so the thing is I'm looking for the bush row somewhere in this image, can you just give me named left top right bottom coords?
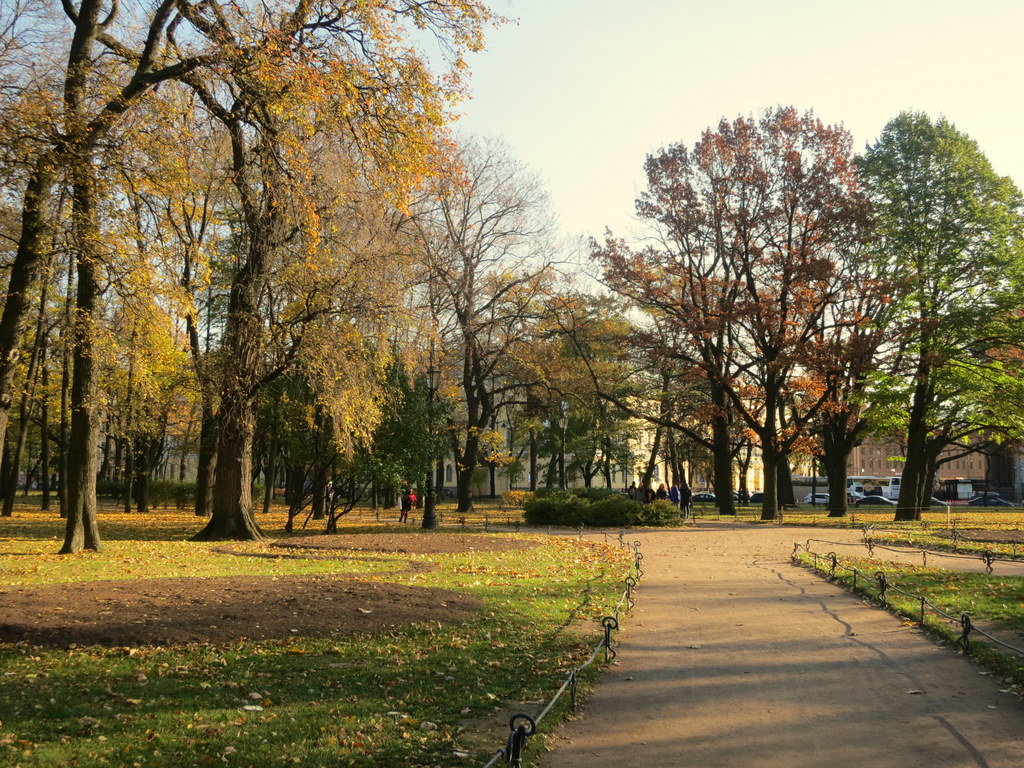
left=96, top=479, right=196, bottom=508
left=523, top=491, right=683, bottom=527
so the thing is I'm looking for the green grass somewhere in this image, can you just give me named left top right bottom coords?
left=0, top=506, right=633, bottom=767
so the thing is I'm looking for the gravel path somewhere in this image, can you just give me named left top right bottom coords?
left=542, top=522, right=1024, bottom=768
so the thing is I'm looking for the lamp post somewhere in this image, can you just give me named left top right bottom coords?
left=558, top=413, right=568, bottom=490
left=421, top=367, right=440, bottom=530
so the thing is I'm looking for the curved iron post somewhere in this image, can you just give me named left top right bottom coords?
left=503, top=713, right=536, bottom=768
left=958, top=613, right=973, bottom=653
left=602, top=616, right=619, bottom=661
left=875, top=571, right=888, bottom=601
left=625, top=576, right=638, bottom=609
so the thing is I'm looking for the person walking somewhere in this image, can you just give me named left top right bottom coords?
left=399, top=488, right=412, bottom=523
left=669, top=483, right=680, bottom=505
left=679, top=484, right=692, bottom=518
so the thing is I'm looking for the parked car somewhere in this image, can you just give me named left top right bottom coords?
left=968, top=492, right=1007, bottom=503
left=854, top=495, right=897, bottom=506
left=967, top=496, right=1015, bottom=507
left=748, top=492, right=764, bottom=504
left=691, top=492, right=716, bottom=502
left=801, top=493, right=830, bottom=504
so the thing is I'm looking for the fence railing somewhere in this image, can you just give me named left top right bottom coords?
left=804, top=524, right=1024, bottom=574
left=794, top=540, right=1024, bottom=661
left=481, top=537, right=644, bottom=768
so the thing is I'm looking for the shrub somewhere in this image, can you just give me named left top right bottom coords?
left=96, top=479, right=127, bottom=498
left=573, top=487, right=624, bottom=501
left=148, top=481, right=196, bottom=509
left=523, top=495, right=588, bottom=526
left=635, top=499, right=682, bottom=526
left=523, top=493, right=684, bottom=528
left=585, top=494, right=643, bottom=526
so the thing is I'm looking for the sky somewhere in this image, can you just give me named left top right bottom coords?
left=455, top=0, right=1024, bottom=242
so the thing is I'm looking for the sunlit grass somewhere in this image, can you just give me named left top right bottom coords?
left=0, top=508, right=633, bottom=767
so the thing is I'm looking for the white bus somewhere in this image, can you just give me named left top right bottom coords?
left=847, top=476, right=902, bottom=500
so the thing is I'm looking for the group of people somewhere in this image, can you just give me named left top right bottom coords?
left=627, top=481, right=692, bottom=515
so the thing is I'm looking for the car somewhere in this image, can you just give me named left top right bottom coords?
left=801, top=493, right=830, bottom=504
left=748, top=492, right=764, bottom=504
left=854, top=495, right=897, bottom=506
left=967, top=496, right=1016, bottom=507
left=691, top=492, right=716, bottom=502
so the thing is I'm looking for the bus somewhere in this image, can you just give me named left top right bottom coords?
left=847, top=476, right=902, bottom=500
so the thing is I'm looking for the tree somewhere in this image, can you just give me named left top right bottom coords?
left=597, top=107, right=871, bottom=519
left=181, top=1, right=497, bottom=540
left=859, top=112, right=1024, bottom=520
left=413, top=137, right=556, bottom=514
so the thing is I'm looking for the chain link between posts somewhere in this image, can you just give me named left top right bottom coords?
left=793, top=540, right=1024, bottom=661
left=480, top=534, right=643, bottom=768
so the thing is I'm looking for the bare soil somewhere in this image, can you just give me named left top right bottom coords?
left=0, top=532, right=535, bottom=648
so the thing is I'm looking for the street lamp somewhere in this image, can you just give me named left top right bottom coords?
left=421, top=366, right=440, bottom=530
left=558, top=413, right=568, bottom=490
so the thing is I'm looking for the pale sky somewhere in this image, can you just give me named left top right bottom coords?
left=456, top=0, right=1024, bottom=242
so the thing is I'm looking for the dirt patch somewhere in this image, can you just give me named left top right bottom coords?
left=0, top=576, right=480, bottom=648
left=273, top=532, right=540, bottom=555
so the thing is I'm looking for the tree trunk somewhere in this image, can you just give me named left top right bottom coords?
left=0, top=162, right=55, bottom=462
left=821, top=410, right=856, bottom=517
left=311, top=462, right=327, bottom=521
left=823, top=451, right=851, bottom=518
left=132, top=437, right=152, bottom=514
left=760, top=446, right=780, bottom=521
left=454, top=426, right=480, bottom=513
left=455, top=464, right=475, bottom=514
left=57, top=315, right=70, bottom=519
left=60, top=247, right=102, bottom=553
left=194, top=403, right=217, bottom=516
left=59, top=0, right=107, bottom=554
left=192, top=107, right=280, bottom=541
left=2, top=277, right=48, bottom=516
left=777, top=455, right=796, bottom=507
left=262, top=431, right=277, bottom=516
left=640, top=426, right=662, bottom=489
left=528, top=425, right=537, bottom=491
left=40, top=350, right=50, bottom=511
left=896, top=372, right=932, bottom=521
left=195, top=383, right=264, bottom=541
left=710, top=384, right=736, bottom=515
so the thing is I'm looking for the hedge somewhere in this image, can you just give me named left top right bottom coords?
left=523, top=493, right=683, bottom=527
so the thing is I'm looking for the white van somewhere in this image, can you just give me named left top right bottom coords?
left=882, top=477, right=901, bottom=500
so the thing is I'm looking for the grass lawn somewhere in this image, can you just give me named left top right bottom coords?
left=0, top=503, right=634, bottom=768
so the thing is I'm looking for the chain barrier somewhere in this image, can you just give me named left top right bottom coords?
left=794, top=541, right=1024, bottom=662
left=480, top=536, right=642, bottom=768
left=802, top=534, right=1024, bottom=575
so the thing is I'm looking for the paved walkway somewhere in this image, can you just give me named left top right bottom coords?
left=542, top=522, right=1024, bottom=768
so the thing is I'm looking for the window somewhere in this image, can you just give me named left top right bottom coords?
left=445, top=464, right=453, bottom=482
